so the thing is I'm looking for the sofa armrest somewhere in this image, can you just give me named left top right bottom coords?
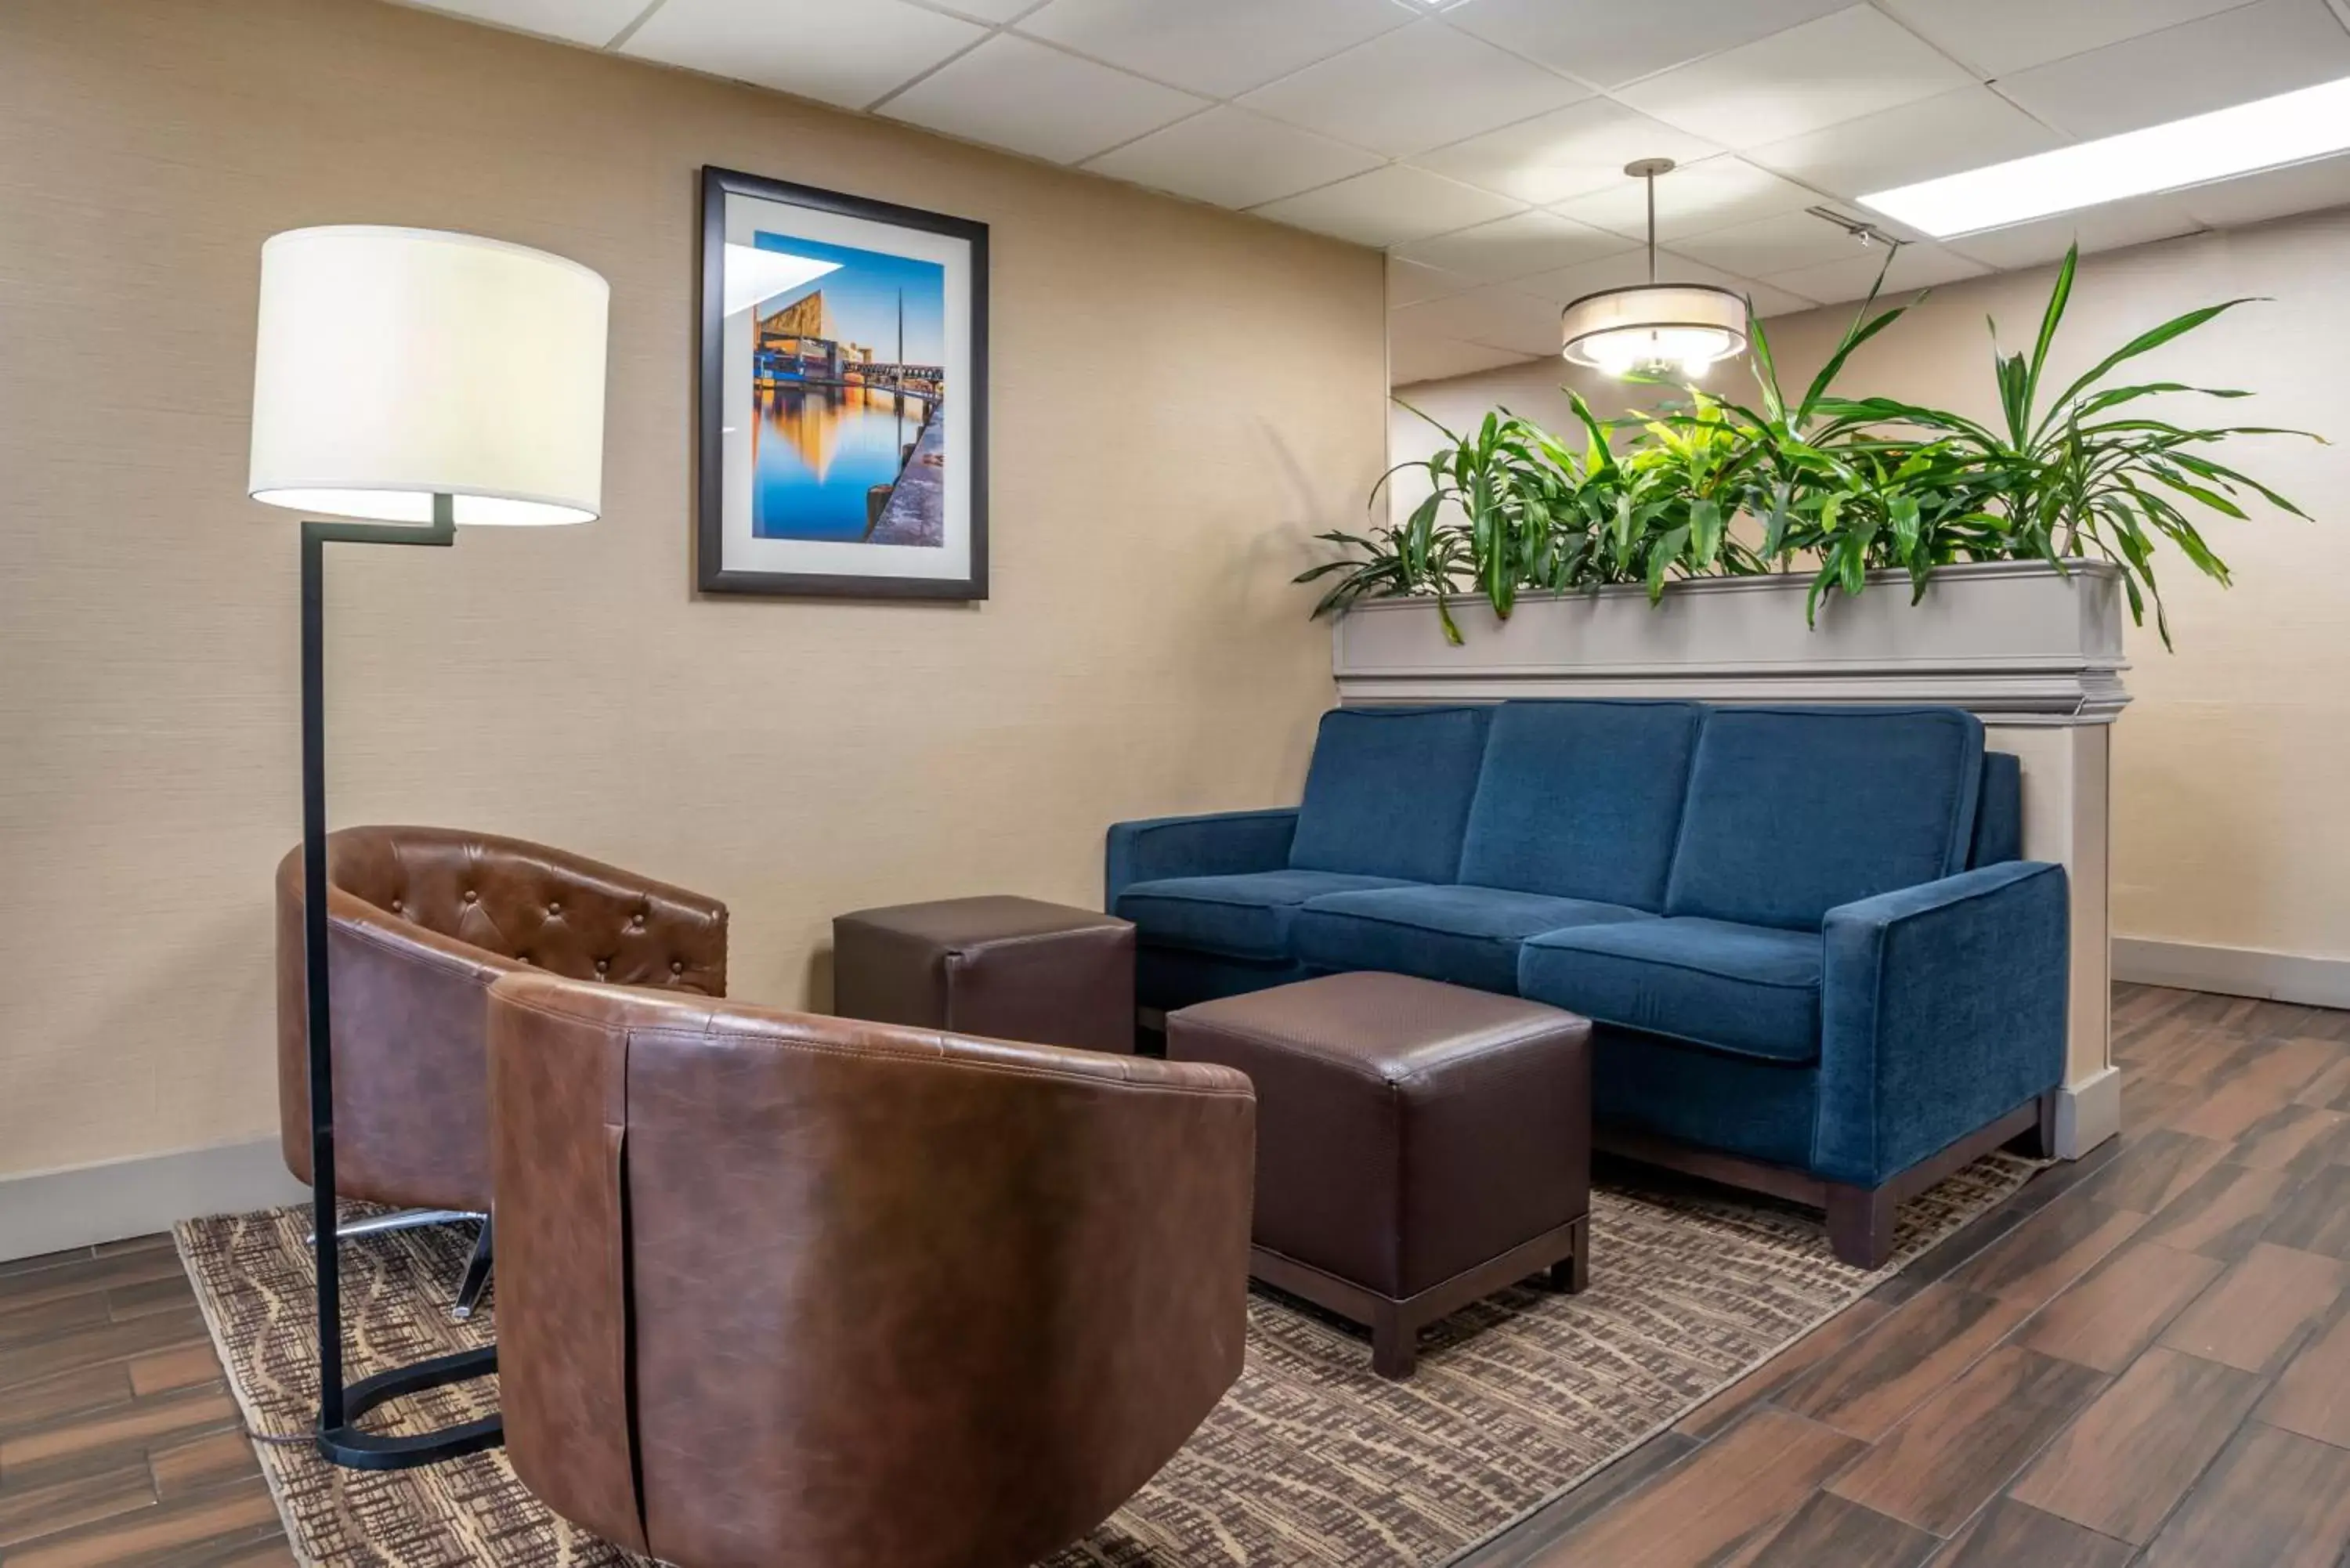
left=1105, top=808, right=1299, bottom=908
left=1815, top=861, right=2069, bottom=1188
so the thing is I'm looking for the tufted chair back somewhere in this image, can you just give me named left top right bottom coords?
left=275, top=826, right=728, bottom=1212
left=316, top=826, right=727, bottom=992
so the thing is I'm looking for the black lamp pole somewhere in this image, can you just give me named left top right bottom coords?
left=301, top=492, right=504, bottom=1469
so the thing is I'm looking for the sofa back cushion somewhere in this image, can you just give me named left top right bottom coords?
left=1665, top=706, right=1984, bottom=930
left=1288, top=706, right=1491, bottom=885
left=1969, top=752, right=2023, bottom=867
left=1458, top=699, right=1705, bottom=909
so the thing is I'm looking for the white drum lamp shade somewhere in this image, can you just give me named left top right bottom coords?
left=248, top=226, right=611, bottom=526
left=1560, top=283, right=1749, bottom=379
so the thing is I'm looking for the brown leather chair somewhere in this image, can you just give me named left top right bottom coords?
left=274, top=826, right=728, bottom=1219
left=486, top=974, right=1256, bottom=1568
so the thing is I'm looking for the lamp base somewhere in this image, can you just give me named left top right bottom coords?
left=316, top=1346, right=502, bottom=1470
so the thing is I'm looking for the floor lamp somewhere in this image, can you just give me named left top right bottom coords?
left=247, top=226, right=610, bottom=1469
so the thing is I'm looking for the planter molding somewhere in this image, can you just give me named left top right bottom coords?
left=1332, top=559, right=2128, bottom=724
left=1330, top=559, right=2125, bottom=1159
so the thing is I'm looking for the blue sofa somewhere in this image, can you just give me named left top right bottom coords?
left=1105, top=701, right=2069, bottom=1266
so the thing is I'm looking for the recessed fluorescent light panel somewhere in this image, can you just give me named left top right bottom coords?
left=1861, top=74, right=2350, bottom=237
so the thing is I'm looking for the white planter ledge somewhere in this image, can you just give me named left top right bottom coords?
left=1332, top=558, right=2128, bottom=725
left=1330, top=557, right=2128, bottom=1158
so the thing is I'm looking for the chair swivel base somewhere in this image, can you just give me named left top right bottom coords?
left=316, top=1346, right=503, bottom=1470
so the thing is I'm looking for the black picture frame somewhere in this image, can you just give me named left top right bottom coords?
left=696, top=165, right=989, bottom=600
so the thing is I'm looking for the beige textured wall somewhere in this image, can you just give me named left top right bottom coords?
left=0, top=0, right=1386, bottom=1179
left=1393, top=208, right=2350, bottom=966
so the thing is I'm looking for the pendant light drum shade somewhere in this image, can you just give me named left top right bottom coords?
left=248, top=226, right=611, bottom=526
left=1560, top=282, right=1748, bottom=378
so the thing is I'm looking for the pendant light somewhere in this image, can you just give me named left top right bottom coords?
left=1560, top=159, right=1749, bottom=379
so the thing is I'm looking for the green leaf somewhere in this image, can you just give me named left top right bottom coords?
left=1690, top=497, right=1725, bottom=569
left=1797, top=296, right=1911, bottom=425
left=2021, top=244, right=2077, bottom=430
left=1889, top=493, right=1922, bottom=557
left=1746, top=308, right=1786, bottom=425
left=2041, top=298, right=2266, bottom=435
left=1647, top=525, right=1690, bottom=602
left=1762, top=482, right=1791, bottom=559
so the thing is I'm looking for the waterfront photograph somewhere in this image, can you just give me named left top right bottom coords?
left=749, top=230, right=946, bottom=547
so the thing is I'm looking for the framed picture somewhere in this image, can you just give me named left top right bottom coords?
left=696, top=165, right=988, bottom=599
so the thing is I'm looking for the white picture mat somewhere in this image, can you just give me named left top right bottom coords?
left=720, top=190, right=973, bottom=581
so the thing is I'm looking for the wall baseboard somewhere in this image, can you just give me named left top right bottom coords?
left=0, top=1138, right=309, bottom=1263
left=2113, top=936, right=2350, bottom=1011
left=2053, top=1066, right=2122, bottom=1160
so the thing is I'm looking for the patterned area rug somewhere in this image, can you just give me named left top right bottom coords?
left=178, top=1156, right=2033, bottom=1567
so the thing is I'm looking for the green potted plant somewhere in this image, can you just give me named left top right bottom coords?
left=1307, top=247, right=2316, bottom=657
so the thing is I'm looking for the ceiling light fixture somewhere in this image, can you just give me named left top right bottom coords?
left=1560, top=159, right=1748, bottom=380
left=1860, top=73, right=2350, bottom=237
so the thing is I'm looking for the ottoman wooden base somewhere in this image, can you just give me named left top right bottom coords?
left=1255, top=1216, right=1589, bottom=1378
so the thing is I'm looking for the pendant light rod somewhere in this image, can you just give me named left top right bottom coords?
left=1625, top=157, right=1675, bottom=286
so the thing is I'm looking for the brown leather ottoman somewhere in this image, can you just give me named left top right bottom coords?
left=1169, top=971, right=1592, bottom=1377
left=833, top=895, right=1136, bottom=1054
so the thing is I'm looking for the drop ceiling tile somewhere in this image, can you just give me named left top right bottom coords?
left=1510, top=248, right=1659, bottom=303
left=924, top=0, right=1053, bottom=20
left=1444, top=0, right=1854, bottom=90
left=1389, top=258, right=1477, bottom=307
left=1674, top=209, right=1881, bottom=276
left=1507, top=249, right=1807, bottom=318
left=1616, top=6, right=1979, bottom=150
left=1549, top=157, right=1815, bottom=242
left=1411, top=100, right=1723, bottom=206
left=2175, top=150, right=2350, bottom=227
left=1084, top=107, right=1381, bottom=208
left=1392, top=210, right=1636, bottom=284
left=1763, top=240, right=1989, bottom=305
left=880, top=34, right=1209, bottom=164
left=1390, top=330, right=1533, bottom=387
left=1251, top=164, right=1525, bottom=247
left=1014, top=0, right=1412, bottom=98
left=1393, top=284, right=1564, bottom=356
left=399, top=0, right=647, bottom=46
left=1945, top=195, right=2204, bottom=271
left=1875, top=0, right=2266, bottom=77
left=1743, top=276, right=1827, bottom=317
left=1238, top=20, right=1591, bottom=158
left=1996, top=0, right=2350, bottom=139
left=623, top=0, right=985, bottom=111
left=1749, top=86, right=2067, bottom=202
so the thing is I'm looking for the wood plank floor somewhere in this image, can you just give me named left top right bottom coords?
left=0, top=1235, right=288, bottom=1568
left=4, top=984, right=2347, bottom=1566
left=1468, top=983, right=2350, bottom=1568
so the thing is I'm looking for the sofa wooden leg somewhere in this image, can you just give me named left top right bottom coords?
left=1371, top=1304, right=1416, bottom=1379
left=1546, top=1214, right=1590, bottom=1295
left=2031, top=1089, right=2063, bottom=1159
left=1824, top=1183, right=1896, bottom=1270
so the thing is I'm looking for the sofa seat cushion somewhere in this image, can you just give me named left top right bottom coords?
left=1519, top=918, right=1824, bottom=1064
left=1116, top=870, right=1415, bottom=962
left=1294, top=884, right=1654, bottom=994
